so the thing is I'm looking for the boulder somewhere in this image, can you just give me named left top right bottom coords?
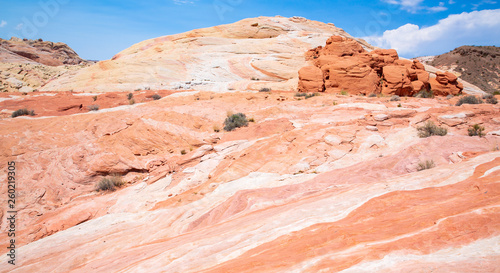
left=430, top=71, right=463, bottom=96
left=298, top=66, right=324, bottom=92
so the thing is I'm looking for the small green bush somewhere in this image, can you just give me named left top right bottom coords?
left=340, top=90, right=348, bottom=96
left=96, top=175, right=124, bottom=192
left=493, top=91, right=500, bottom=96
left=468, top=124, right=485, bottom=137
left=456, top=95, right=483, bottom=106
left=127, top=92, right=134, bottom=100
left=180, top=149, right=187, bottom=155
left=296, top=92, right=320, bottom=99
left=92, top=95, right=98, bottom=101
left=417, top=121, right=447, bottom=138
left=368, top=93, right=377, bottom=98
left=88, top=105, right=99, bottom=111
left=11, top=108, right=35, bottom=118
left=390, top=95, right=401, bottom=101
left=152, top=94, right=161, bottom=100
left=223, top=113, right=249, bottom=131
left=129, top=99, right=135, bottom=105
left=259, top=87, right=271, bottom=92
left=483, top=94, right=498, bottom=105
left=417, top=160, right=435, bottom=171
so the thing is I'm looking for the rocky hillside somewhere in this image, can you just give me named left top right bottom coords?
left=0, top=37, right=88, bottom=66
left=0, top=37, right=92, bottom=92
left=426, top=46, right=500, bottom=94
left=40, top=16, right=373, bottom=92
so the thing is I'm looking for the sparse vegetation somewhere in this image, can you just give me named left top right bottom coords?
left=127, top=93, right=134, bottom=100
left=152, top=94, right=161, bottom=100
left=390, top=95, right=401, bottom=101
left=249, top=117, right=255, bottom=122
left=417, top=121, right=448, bottom=138
left=11, top=108, right=35, bottom=118
left=251, top=77, right=259, bottom=81
left=223, top=112, right=249, bottom=131
left=180, top=149, right=187, bottom=155
left=456, top=95, right=483, bottom=106
left=213, top=125, right=220, bottom=132
left=92, top=95, right=98, bottom=101
left=259, top=87, right=271, bottom=92
left=96, top=175, right=124, bottom=192
left=368, top=93, right=377, bottom=97
left=88, top=105, right=99, bottom=111
left=493, top=91, right=500, bottom=96
left=397, top=103, right=402, bottom=107
left=483, top=94, right=498, bottom=104
left=446, top=94, right=454, bottom=100
left=417, top=160, right=436, bottom=171
left=415, top=89, right=434, bottom=98
left=295, top=92, right=319, bottom=99
left=129, top=99, right=135, bottom=105
left=340, top=90, right=348, bottom=96
left=468, top=124, right=485, bottom=137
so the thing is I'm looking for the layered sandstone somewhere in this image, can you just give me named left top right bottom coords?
left=0, top=90, right=499, bottom=272
left=299, top=36, right=463, bottom=96
left=39, top=16, right=372, bottom=92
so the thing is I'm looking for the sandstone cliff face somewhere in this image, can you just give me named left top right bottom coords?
left=39, top=16, right=372, bottom=92
left=0, top=90, right=499, bottom=272
left=299, top=36, right=463, bottom=96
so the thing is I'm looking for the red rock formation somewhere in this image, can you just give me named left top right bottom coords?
left=0, top=37, right=88, bottom=66
left=298, top=35, right=455, bottom=96
left=430, top=71, right=464, bottom=96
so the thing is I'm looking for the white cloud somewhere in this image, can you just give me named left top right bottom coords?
left=449, top=0, right=456, bottom=4
left=15, top=23, right=23, bottom=30
left=0, top=20, right=7, bottom=28
left=382, top=0, right=448, bottom=13
left=364, top=9, right=500, bottom=57
left=173, top=0, right=195, bottom=5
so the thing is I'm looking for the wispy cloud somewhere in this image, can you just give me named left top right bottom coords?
left=0, top=20, right=7, bottom=28
left=472, top=0, right=497, bottom=10
left=382, top=0, right=448, bottom=13
left=364, top=9, right=500, bottom=57
left=172, top=0, right=196, bottom=5
left=15, top=23, right=23, bottom=30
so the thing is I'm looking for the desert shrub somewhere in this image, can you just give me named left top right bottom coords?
left=96, top=175, right=124, bottom=192
left=456, top=95, right=483, bottom=106
left=446, top=94, right=454, bottom=100
left=127, top=92, right=134, bottom=100
left=493, top=91, right=500, bottom=96
left=415, top=89, right=434, bottom=98
left=468, top=124, right=485, bottom=137
left=251, top=77, right=259, bottom=81
left=249, top=117, right=255, bottom=122
left=259, top=87, right=271, bottom=92
left=368, top=93, right=377, bottom=97
left=88, top=105, right=99, bottom=111
left=11, top=108, right=35, bottom=118
left=417, top=160, right=435, bottom=171
left=296, top=92, right=320, bottom=99
left=223, top=112, right=249, bottom=131
left=152, top=94, right=161, bottom=100
left=92, top=95, right=98, bottom=101
left=295, top=92, right=307, bottom=97
left=483, top=94, right=498, bottom=104
left=397, top=103, right=402, bottom=107
left=340, top=90, right=348, bottom=96
left=129, top=99, right=135, bottom=105
left=417, top=121, right=447, bottom=138
left=180, top=149, right=187, bottom=155
left=390, top=95, right=401, bottom=101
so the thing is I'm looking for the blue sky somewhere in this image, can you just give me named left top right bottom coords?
left=0, top=0, right=499, bottom=60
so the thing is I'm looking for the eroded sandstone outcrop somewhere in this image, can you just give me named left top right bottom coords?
left=299, top=36, right=462, bottom=96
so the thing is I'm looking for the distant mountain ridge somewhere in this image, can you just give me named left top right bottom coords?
left=426, top=46, right=500, bottom=94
